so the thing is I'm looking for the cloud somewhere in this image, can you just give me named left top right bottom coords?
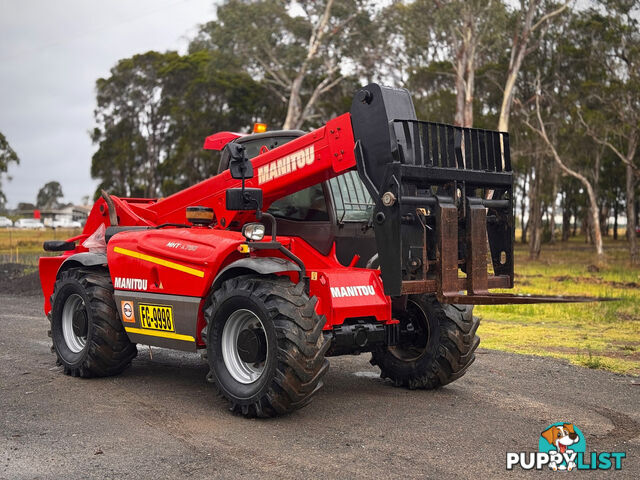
left=0, top=0, right=216, bottom=208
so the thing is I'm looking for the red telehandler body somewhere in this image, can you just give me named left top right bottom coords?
left=38, top=84, right=591, bottom=417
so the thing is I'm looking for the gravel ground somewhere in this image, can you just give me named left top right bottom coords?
left=1, top=293, right=638, bottom=479
left=0, top=263, right=41, bottom=296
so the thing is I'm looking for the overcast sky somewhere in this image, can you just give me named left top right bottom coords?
left=0, top=0, right=217, bottom=208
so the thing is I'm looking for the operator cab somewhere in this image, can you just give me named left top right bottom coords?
left=218, top=130, right=377, bottom=267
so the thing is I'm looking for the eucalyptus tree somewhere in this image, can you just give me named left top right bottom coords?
left=497, top=0, right=569, bottom=132
left=0, top=131, right=19, bottom=210
left=574, top=0, right=640, bottom=263
left=193, top=0, right=379, bottom=130
left=159, top=50, right=279, bottom=195
left=92, top=51, right=176, bottom=198
left=36, top=181, right=64, bottom=209
left=521, top=7, right=611, bottom=259
left=395, top=0, right=509, bottom=127
left=91, top=50, right=270, bottom=199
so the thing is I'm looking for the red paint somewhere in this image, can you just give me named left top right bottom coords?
left=203, top=131, right=244, bottom=151
left=38, top=112, right=392, bottom=344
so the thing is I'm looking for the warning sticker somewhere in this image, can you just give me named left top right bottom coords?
left=121, top=300, right=135, bottom=323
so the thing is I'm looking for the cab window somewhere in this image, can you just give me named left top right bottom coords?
left=235, top=134, right=330, bottom=222
left=268, top=184, right=329, bottom=222
left=328, top=171, right=373, bottom=222
left=241, top=136, right=300, bottom=160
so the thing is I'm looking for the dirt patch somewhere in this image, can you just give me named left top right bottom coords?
left=553, top=275, right=640, bottom=289
left=618, top=313, right=640, bottom=322
left=0, top=263, right=42, bottom=296
left=544, top=345, right=640, bottom=363
left=591, top=406, right=640, bottom=448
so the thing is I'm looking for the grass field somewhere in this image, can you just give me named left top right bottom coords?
left=0, top=228, right=82, bottom=265
left=477, top=237, right=640, bottom=375
left=1, top=228, right=638, bottom=375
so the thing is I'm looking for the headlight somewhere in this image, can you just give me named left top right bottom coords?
left=242, top=222, right=265, bottom=241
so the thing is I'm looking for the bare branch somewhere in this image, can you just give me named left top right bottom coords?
left=260, top=45, right=292, bottom=86
left=531, top=1, right=570, bottom=32
left=299, top=71, right=344, bottom=125
left=255, top=57, right=290, bottom=90
left=526, top=80, right=604, bottom=256
left=577, top=110, right=640, bottom=174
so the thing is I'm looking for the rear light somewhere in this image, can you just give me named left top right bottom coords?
left=82, top=224, right=106, bottom=253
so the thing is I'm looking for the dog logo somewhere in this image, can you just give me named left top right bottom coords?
left=507, top=422, right=625, bottom=471
left=540, top=423, right=582, bottom=471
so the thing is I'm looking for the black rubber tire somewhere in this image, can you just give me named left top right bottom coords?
left=202, top=275, right=329, bottom=417
left=49, top=268, right=137, bottom=377
left=371, top=295, right=479, bottom=389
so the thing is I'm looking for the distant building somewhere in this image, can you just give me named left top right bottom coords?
left=40, top=204, right=92, bottom=227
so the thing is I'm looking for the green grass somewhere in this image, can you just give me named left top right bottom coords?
left=2, top=228, right=638, bottom=374
left=476, top=237, right=640, bottom=375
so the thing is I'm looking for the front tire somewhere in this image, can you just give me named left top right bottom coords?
left=371, top=295, right=479, bottom=389
left=49, top=268, right=137, bottom=377
left=203, top=275, right=329, bottom=417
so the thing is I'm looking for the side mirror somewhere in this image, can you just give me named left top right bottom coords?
left=227, top=143, right=254, bottom=180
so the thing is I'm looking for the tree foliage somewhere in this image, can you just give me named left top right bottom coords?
left=87, top=0, right=640, bottom=262
left=0, top=131, right=19, bottom=209
left=37, top=181, right=64, bottom=209
left=91, top=50, right=278, bottom=198
left=192, top=0, right=380, bottom=129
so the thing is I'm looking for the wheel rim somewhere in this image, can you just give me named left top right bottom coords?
left=389, top=300, right=430, bottom=361
left=221, top=309, right=268, bottom=384
left=61, top=293, right=88, bottom=353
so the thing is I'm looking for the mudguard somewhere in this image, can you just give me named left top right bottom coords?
left=212, top=257, right=300, bottom=289
left=58, top=253, right=107, bottom=277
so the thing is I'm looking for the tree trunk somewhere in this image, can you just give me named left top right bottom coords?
left=529, top=207, right=543, bottom=259
left=601, top=204, right=609, bottom=237
left=626, top=163, right=639, bottom=264
left=453, top=13, right=475, bottom=128
left=281, top=0, right=335, bottom=130
left=454, top=54, right=466, bottom=127
left=497, top=1, right=568, bottom=132
left=520, top=172, right=529, bottom=243
left=463, top=44, right=475, bottom=127
left=562, top=191, right=571, bottom=241
left=549, top=169, right=558, bottom=244
left=587, top=186, right=604, bottom=257
left=613, top=200, right=618, bottom=241
left=583, top=211, right=592, bottom=244
left=498, top=28, right=528, bottom=132
left=529, top=90, right=604, bottom=260
left=282, top=76, right=303, bottom=130
left=528, top=157, right=543, bottom=259
left=581, top=115, right=637, bottom=262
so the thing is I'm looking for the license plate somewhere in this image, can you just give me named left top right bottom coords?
left=139, top=304, right=174, bottom=332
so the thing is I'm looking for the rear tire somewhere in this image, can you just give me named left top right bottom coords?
left=371, top=295, right=479, bottom=389
left=203, top=275, right=329, bottom=417
left=49, top=268, right=137, bottom=377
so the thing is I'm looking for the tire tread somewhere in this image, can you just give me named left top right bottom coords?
left=50, top=268, right=137, bottom=378
left=373, top=295, right=479, bottom=389
left=203, top=275, right=329, bottom=417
